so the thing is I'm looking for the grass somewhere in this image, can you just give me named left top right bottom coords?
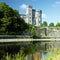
left=45, top=49, right=60, bottom=60
left=1, top=50, right=25, bottom=60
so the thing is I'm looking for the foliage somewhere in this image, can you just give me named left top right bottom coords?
left=56, top=22, right=60, bottom=27
left=0, top=2, right=28, bottom=35
left=42, top=21, right=48, bottom=27
left=2, top=50, right=25, bottom=60
left=28, top=24, right=36, bottom=38
left=14, top=49, right=25, bottom=60
left=1, top=44, right=36, bottom=60
left=49, top=22, right=54, bottom=27
left=2, top=53, right=11, bottom=60
left=45, top=49, right=60, bottom=60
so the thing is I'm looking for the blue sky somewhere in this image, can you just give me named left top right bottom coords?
left=0, top=0, right=60, bottom=25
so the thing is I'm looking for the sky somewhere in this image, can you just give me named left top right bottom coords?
left=0, top=0, right=60, bottom=25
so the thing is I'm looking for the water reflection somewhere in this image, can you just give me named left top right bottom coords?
left=41, top=52, right=49, bottom=60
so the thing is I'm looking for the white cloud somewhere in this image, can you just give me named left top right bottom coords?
left=42, top=13, right=47, bottom=19
left=20, top=4, right=27, bottom=9
left=19, top=4, right=27, bottom=14
left=52, top=1, right=60, bottom=7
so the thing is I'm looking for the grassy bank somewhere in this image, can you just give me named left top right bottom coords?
left=45, top=49, right=60, bottom=60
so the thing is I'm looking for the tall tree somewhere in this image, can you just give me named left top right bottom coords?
left=49, top=22, right=54, bottom=27
left=0, top=2, right=28, bottom=35
left=42, top=21, right=48, bottom=27
left=56, top=22, right=60, bottom=27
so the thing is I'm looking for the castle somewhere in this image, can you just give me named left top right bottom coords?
left=21, top=5, right=42, bottom=26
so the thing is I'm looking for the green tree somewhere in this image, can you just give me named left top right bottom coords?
left=0, top=2, right=28, bottom=35
left=56, top=22, right=60, bottom=27
left=49, top=22, right=54, bottom=27
left=42, top=21, right=48, bottom=27
left=28, top=24, right=36, bottom=38
left=0, top=2, right=14, bottom=18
